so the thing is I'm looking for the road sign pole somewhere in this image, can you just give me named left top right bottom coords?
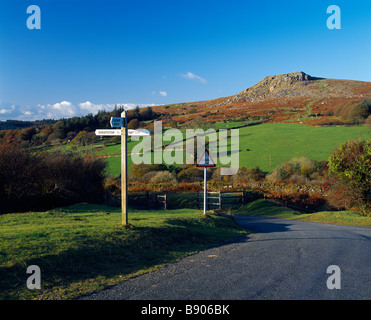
left=196, top=149, right=215, bottom=215
left=203, top=167, right=207, bottom=215
left=121, top=111, right=128, bottom=226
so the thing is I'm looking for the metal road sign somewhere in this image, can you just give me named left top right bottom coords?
left=196, top=149, right=216, bottom=167
left=95, top=129, right=150, bottom=136
left=110, top=117, right=124, bottom=128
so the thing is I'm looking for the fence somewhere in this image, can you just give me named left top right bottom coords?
left=107, top=190, right=261, bottom=211
left=129, top=191, right=167, bottom=210
left=106, top=191, right=168, bottom=210
left=196, top=191, right=248, bottom=210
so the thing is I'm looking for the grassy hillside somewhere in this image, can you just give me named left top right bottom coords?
left=102, top=123, right=370, bottom=175
left=237, top=123, right=370, bottom=172
left=153, top=72, right=371, bottom=126
left=234, top=199, right=371, bottom=227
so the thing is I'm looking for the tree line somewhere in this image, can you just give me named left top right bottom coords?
left=0, top=105, right=158, bottom=147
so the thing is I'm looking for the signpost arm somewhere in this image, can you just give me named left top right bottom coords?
left=121, top=111, right=128, bottom=226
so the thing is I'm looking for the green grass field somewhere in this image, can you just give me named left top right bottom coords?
left=102, top=123, right=370, bottom=175
left=0, top=204, right=247, bottom=300
left=237, top=123, right=370, bottom=172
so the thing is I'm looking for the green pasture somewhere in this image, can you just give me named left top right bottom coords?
left=102, top=123, right=370, bottom=175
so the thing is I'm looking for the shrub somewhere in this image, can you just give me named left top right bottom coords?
left=130, top=164, right=171, bottom=181
left=229, top=166, right=266, bottom=182
left=177, top=166, right=204, bottom=182
left=150, top=171, right=177, bottom=184
left=334, top=100, right=370, bottom=123
left=327, top=139, right=371, bottom=216
left=131, top=163, right=151, bottom=180
left=365, top=115, right=371, bottom=128
left=141, top=171, right=158, bottom=182
left=127, top=119, right=139, bottom=129
left=348, top=102, right=369, bottom=123
left=288, top=174, right=308, bottom=184
left=70, top=131, right=97, bottom=146
left=0, top=142, right=107, bottom=213
left=149, top=164, right=168, bottom=172
left=266, top=157, right=327, bottom=184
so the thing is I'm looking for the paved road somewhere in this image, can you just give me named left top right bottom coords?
left=80, top=216, right=371, bottom=300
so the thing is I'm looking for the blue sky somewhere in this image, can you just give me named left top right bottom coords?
left=0, top=0, right=370, bottom=120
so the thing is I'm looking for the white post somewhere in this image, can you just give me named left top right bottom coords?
left=203, top=167, right=207, bottom=215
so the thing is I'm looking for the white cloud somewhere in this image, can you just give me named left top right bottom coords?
left=0, top=104, right=15, bottom=114
left=152, top=91, right=168, bottom=97
left=51, top=101, right=76, bottom=117
left=0, top=101, right=160, bottom=121
left=180, top=71, right=207, bottom=84
left=78, top=101, right=112, bottom=114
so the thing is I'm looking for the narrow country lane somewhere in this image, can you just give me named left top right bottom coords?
left=80, top=216, right=371, bottom=300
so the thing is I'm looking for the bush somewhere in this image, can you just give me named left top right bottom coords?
left=0, top=142, right=107, bottom=213
left=70, top=131, right=97, bottom=146
left=327, top=139, right=371, bottom=216
left=141, top=171, right=159, bottom=182
left=348, top=102, right=369, bottom=123
left=334, top=100, right=370, bottom=123
left=127, top=119, right=139, bottom=129
left=131, top=163, right=151, bottom=180
left=150, top=171, right=177, bottom=184
left=266, top=157, right=326, bottom=183
left=365, top=115, right=371, bottom=128
left=130, top=163, right=171, bottom=181
left=229, top=166, right=266, bottom=182
left=177, top=166, right=204, bottom=182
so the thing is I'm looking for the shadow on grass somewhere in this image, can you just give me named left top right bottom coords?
left=0, top=215, right=243, bottom=299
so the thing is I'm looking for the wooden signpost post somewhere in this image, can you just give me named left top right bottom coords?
left=120, top=112, right=128, bottom=226
left=196, top=149, right=216, bottom=215
left=95, top=111, right=150, bottom=225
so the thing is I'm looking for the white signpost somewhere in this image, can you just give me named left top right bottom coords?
left=95, top=113, right=150, bottom=225
left=95, top=129, right=150, bottom=136
left=196, top=149, right=216, bottom=215
left=95, top=129, right=121, bottom=136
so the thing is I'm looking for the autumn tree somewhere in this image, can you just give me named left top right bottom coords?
left=127, top=119, right=139, bottom=129
left=327, top=139, right=371, bottom=216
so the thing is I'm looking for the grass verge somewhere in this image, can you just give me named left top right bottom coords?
left=0, top=204, right=247, bottom=300
left=233, top=199, right=371, bottom=227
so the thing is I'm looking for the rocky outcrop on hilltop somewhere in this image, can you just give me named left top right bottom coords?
left=229, top=71, right=319, bottom=103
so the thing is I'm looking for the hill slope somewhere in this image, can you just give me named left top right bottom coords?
left=153, top=71, right=371, bottom=126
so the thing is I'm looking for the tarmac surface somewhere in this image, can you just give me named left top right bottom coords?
left=79, top=215, right=371, bottom=300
